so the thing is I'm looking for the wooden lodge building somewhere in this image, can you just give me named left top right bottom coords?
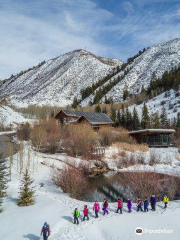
left=129, top=129, right=175, bottom=147
left=55, top=109, right=114, bottom=130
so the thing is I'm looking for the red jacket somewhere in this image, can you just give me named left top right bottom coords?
left=118, top=200, right=123, bottom=208
left=83, top=208, right=88, bottom=216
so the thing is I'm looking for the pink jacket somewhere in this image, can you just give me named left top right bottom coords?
left=118, top=200, right=123, bottom=208
left=93, top=203, right=100, bottom=211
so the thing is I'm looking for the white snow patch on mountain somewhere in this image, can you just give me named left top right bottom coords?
left=0, top=49, right=121, bottom=107
left=104, top=38, right=180, bottom=102
left=129, top=89, right=180, bottom=121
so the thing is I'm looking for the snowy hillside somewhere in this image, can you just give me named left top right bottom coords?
left=102, top=38, right=180, bottom=102
left=0, top=105, right=29, bottom=128
left=129, top=89, right=180, bottom=121
left=0, top=50, right=121, bottom=107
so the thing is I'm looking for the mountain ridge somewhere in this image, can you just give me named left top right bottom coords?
left=0, top=49, right=121, bottom=107
left=1, top=38, right=180, bottom=107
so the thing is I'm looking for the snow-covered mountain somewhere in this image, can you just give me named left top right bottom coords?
left=1, top=38, right=180, bottom=107
left=0, top=105, right=30, bottom=128
left=0, top=49, right=121, bottom=107
left=103, top=38, right=180, bottom=102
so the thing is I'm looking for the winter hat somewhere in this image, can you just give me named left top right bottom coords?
left=44, top=222, right=47, bottom=226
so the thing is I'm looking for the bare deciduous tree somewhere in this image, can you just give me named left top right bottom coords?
left=52, top=165, right=90, bottom=199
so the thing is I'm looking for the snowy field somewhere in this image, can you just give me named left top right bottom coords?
left=0, top=144, right=180, bottom=240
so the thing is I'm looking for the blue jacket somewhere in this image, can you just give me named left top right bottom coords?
left=144, top=200, right=149, bottom=208
left=150, top=196, right=157, bottom=204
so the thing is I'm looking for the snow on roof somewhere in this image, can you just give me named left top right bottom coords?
left=129, top=129, right=176, bottom=135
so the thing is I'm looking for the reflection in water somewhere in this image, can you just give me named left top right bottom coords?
left=85, top=172, right=132, bottom=202
left=84, top=171, right=180, bottom=203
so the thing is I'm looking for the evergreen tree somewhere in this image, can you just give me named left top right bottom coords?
left=95, top=104, right=101, bottom=113
left=141, top=85, right=145, bottom=92
left=104, top=96, right=109, bottom=104
left=102, top=106, right=107, bottom=114
left=18, top=169, right=35, bottom=206
left=120, top=105, right=126, bottom=128
left=176, top=112, right=180, bottom=127
left=151, top=112, right=161, bottom=128
left=0, top=155, right=9, bottom=212
left=125, top=107, right=133, bottom=130
left=141, top=102, right=150, bottom=129
left=72, top=97, right=78, bottom=109
left=160, top=106, right=168, bottom=127
left=110, top=105, right=116, bottom=123
left=132, top=107, right=140, bottom=130
left=123, top=89, right=129, bottom=101
left=117, top=109, right=121, bottom=126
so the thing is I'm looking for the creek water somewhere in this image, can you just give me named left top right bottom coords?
left=84, top=171, right=180, bottom=202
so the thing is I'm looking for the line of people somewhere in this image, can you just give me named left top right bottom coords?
left=40, top=194, right=169, bottom=239
left=73, top=194, right=169, bottom=225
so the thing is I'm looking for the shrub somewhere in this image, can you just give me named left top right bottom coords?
left=17, top=123, right=31, bottom=141
left=61, top=124, right=98, bottom=159
left=149, top=150, right=161, bottom=166
left=98, top=128, right=117, bottom=147
left=30, top=119, right=61, bottom=153
left=115, top=152, right=146, bottom=169
left=113, top=142, right=149, bottom=153
left=117, top=170, right=179, bottom=200
left=98, top=127, right=136, bottom=147
left=52, top=166, right=90, bottom=199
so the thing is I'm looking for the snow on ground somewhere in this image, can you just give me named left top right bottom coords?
left=105, top=146, right=180, bottom=175
left=0, top=105, right=30, bottom=128
left=0, top=130, right=16, bottom=136
left=1, top=144, right=180, bottom=240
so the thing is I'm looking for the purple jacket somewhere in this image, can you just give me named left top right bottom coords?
left=150, top=195, right=157, bottom=204
left=41, top=226, right=50, bottom=237
left=93, top=203, right=100, bottom=211
left=127, top=200, right=132, bottom=209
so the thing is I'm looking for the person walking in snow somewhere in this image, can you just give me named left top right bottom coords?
left=144, top=197, right=149, bottom=212
left=163, top=194, right=169, bottom=209
left=102, top=198, right=109, bottom=215
left=150, top=194, right=157, bottom=211
left=73, top=208, right=80, bottom=224
left=127, top=199, right=132, bottom=213
left=116, top=198, right=123, bottom=214
left=41, top=222, right=50, bottom=240
left=83, top=205, right=89, bottom=221
left=93, top=201, right=100, bottom=218
left=137, top=198, right=143, bottom=212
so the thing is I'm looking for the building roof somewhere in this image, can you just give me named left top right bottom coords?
left=59, top=109, right=114, bottom=124
left=129, top=129, right=176, bottom=135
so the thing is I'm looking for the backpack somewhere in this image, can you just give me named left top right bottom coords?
left=42, top=225, right=50, bottom=236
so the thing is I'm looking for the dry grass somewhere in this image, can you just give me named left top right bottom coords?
left=113, top=142, right=149, bottom=153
